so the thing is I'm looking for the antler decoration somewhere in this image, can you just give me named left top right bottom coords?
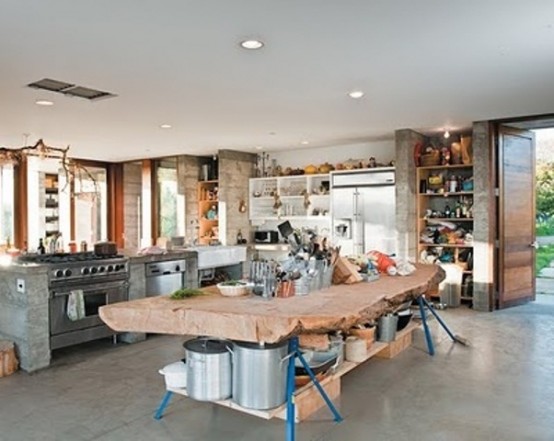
left=0, top=139, right=97, bottom=195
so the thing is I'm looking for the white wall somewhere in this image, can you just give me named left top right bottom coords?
left=269, top=139, right=395, bottom=169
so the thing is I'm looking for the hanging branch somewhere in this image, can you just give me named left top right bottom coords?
left=0, top=139, right=98, bottom=197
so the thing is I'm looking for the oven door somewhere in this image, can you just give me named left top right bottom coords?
left=49, top=281, right=128, bottom=336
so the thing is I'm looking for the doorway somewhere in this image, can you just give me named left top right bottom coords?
left=534, top=128, right=554, bottom=299
left=495, top=117, right=554, bottom=308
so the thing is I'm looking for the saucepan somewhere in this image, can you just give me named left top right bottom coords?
left=94, top=241, right=118, bottom=257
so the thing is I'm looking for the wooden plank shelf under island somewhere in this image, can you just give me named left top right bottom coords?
left=99, top=264, right=443, bottom=422
left=166, top=321, right=420, bottom=423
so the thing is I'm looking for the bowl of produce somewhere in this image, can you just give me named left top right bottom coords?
left=217, top=280, right=249, bottom=297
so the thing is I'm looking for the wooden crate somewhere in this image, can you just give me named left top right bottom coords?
left=276, top=374, right=340, bottom=422
left=375, top=327, right=413, bottom=359
left=0, top=340, right=18, bottom=377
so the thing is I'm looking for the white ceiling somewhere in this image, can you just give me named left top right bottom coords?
left=1, top=0, right=553, bottom=162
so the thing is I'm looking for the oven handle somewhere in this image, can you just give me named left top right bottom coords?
left=52, top=281, right=129, bottom=298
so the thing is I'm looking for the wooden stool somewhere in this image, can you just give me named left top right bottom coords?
left=0, top=340, right=18, bottom=377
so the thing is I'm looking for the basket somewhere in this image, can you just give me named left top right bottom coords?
left=420, top=150, right=440, bottom=167
left=216, top=282, right=249, bottom=297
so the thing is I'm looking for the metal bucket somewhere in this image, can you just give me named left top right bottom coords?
left=183, top=338, right=232, bottom=401
left=231, top=340, right=290, bottom=410
left=377, top=314, right=398, bottom=342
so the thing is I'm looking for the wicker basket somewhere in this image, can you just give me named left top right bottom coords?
left=420, top=150, right=440, bottom=166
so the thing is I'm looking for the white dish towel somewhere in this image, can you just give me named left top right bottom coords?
left=67, top=290, right=86, bottom=321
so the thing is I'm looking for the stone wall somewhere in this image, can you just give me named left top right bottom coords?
left=471, top=121, right=494, bottom=311
left=0, top=266, right=50, bottom=372
left=123, top=162, right=142, bottom=249
left=177, top=155, right=201, bottom=243
left=218, top=150, right=257, bottom=246
left=394, top=129, right=427, bottom=259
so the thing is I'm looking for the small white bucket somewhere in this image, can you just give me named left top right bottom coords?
left=159, top=361, right=187, bottom=389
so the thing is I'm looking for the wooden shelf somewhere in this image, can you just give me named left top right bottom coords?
left=418, top=192, right=473, bottom=197
left=419, top=243, right=473, bottom=248
left=167, top=322, right=419, bottom=423
left=422, top=218, right=473, bottom=221
left=197, top=181, right=219, bottom=243
left=417, top=164, right=473, bottom=170
left=45, top=187, right=59, bottom=194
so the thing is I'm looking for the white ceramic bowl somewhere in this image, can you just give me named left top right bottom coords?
left=216, top=282, right=249, bottom=297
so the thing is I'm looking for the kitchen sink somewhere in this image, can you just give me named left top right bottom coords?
left=185, top=245, right=247, bottom=270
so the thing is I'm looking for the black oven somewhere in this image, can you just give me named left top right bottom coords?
left=49, top=280, right=128, bottom=350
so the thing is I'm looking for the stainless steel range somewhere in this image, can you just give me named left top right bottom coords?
left=20, top=252, right=129, bottom=350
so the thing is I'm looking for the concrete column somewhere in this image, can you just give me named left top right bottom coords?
left=177, top=155, right=201, bottom=243
left=217, top=150, right=256, bottom=246
left=471, top=121, right=495, bottom=311
left=0, top=267, right=50, bottom=372
left=395, top=129, right=428, bottom=260
left=123, top=162, right=142, bottom=249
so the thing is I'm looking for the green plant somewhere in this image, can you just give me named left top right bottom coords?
left=536, top=218, right=554, bottom=236
left=536, top=245, right=554, bottom=273
left=536, top=161, right=554, bottom=218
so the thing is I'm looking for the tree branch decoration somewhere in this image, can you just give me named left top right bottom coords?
left=0, top=139, right=98, bottom=195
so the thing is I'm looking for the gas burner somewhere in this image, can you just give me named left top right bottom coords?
left=19, top=252, right=124, bottom=264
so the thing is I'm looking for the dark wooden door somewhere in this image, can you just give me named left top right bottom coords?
left=497, top=125, right=536, bottom=308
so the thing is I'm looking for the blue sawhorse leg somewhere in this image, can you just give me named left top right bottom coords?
left=154, top=391, right=174, bottom=420
left=417, top=295, right=435, bottom=356
left=286, top=337, right=344, bottom=441
left=419, top=295, right=458, bottom=343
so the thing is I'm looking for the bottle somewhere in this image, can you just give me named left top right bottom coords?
left=444, top=205, right=451, bottom=218
left=55, top=234, right=64, bottom=253
left=236, top=229, right=243, bottom=245
left=37, top=238, right=46, bottom=255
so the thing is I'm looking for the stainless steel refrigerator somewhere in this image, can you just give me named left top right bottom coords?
left=330, top=168, right=396, bottom=256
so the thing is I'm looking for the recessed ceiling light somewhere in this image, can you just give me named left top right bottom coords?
left=35, top=99, right=54, bottom=106
left=240, top=39, right=264, bottom=50
left=301, top=140, right=310, bottom=145
left=160, top=124, right=172, bottom=129
left=255, top=146, right=263, bottom=150
left=348, top=90, right=364, bottom=99
left=443, top=130, right=450, bottom=139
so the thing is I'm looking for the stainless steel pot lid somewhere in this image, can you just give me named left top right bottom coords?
left=183, top=338, right=231, bottom=354
left=233, top=340, right=288, bottom=350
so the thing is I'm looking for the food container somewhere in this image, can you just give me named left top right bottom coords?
left=345, top=336, right=367, bottom=362
left=159, top=360, right=187, bottom=388
left=349, top=326, right=376, bottom=350
left=183, top=338, right=232, bottom=401
left=377, top=314, right=398, bottom=342
left=217, top=281, right=249, bottom=297
left=94, top=241, right=117, bottom=257
left=231, top=340, right=290, bottom=410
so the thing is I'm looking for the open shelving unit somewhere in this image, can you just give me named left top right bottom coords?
left=416, top=163, right=474, bottom=301
left=197, top=180, right=219, bottom=245
left=44, top=173, right=60, bottom=239
left=249, top=174, right=331, bottom=221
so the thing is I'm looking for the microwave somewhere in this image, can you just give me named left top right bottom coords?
left=254, top=230, right=280, bottom=243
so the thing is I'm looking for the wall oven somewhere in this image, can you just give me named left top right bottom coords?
left=49, top=279, right=128, bottom=349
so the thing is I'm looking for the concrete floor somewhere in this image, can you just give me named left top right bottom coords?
left=1, top=297, right=554, bottom=441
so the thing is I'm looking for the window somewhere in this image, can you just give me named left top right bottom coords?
left=0, top=165, right=14, bottom=246
left=74, top=166, right=108, bottom=247
left=156, top=158, right=184, bottom=239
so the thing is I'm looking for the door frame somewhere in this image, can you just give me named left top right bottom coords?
left=495, top=124, right=536, bottom=308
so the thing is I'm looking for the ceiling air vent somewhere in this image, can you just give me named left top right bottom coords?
left=28, top=78, right=75, bottom=92
left=26, top=78, right=116, bottom=101
left=62, top=86, right=114, bottom=101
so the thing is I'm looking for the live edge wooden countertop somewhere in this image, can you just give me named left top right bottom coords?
left=99, top=264, right=444, bottom=344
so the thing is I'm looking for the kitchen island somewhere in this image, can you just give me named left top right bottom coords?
left=99, top=264, right=444, bottom=435
left=100, top=264, right=444, bottom=343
